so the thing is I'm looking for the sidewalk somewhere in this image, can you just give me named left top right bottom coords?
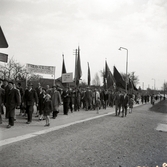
left=0, top=103, right=143, bottom=147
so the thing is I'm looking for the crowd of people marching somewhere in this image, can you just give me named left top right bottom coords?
left=0, top=79, right=163, bottom=128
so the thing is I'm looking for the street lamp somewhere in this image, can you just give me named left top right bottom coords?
left=119, top=47, right=128, bottom=93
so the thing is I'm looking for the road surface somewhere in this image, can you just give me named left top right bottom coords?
left=0, top=100, right=167, bottom=167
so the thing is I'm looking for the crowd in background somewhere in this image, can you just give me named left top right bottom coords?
left=0, top=79, right=164, bottom=128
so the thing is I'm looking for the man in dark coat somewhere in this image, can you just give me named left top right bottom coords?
left=35, top=82, right=41, bottom=117
left=5, top=81, right=21, bottom=128
left=73, top=87, right=81, bottom=111
left=2, top=79, right=10, bottom=119
left=114, top=90, right=122, bottom=116
left=84, top=87, right=93, bottom=111
left=121, top=93, right=129, bottom=117
left=0, top=79, right=5, bottom=124
left=62, top=86, right=70, bottom=115
left=17, top=82, right=24, bottom=115
left=23, top=83, right=38, bottom=124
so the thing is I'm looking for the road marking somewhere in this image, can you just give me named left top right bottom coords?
left=0, top=111, right=115, bottom=147
left=156, top=123, right=167, bottom=132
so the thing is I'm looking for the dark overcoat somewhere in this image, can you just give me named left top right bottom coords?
left=6, top=88, right=21, bottom=117
left=0, top=88, right=5, bottom=114
left=24, top=89, right=38, bottom=106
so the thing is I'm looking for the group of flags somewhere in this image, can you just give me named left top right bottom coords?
left=0, top=26, right=137, bottom=92
left=61, top=46, right=137, bottom=91
left=104, top=61, right=137, bottom=91
left=62, top=46, right=82, bottom=86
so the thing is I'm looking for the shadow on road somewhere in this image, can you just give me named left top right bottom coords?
left=149, top=100, right=167, bottom=113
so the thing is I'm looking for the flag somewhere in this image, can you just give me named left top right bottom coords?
left=127, top=78, right=138, bottom=91
left=77, top=46, right=82, bottom=79
left=105, top=61, right=115, bottom=89
left=128, top=78, right=133, bottom=90
left=75, top=46, right=82, bottom=86
left=133, top=82, right=138, bottom=91
left=62, top=54, right=67, bottom=74
left=0, top=53, right=8, bottom=62
left=87, top=62, right=91, bottom=86
left=113, top=66, right=125, bottom=89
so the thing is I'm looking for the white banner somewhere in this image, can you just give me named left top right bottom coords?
left=62, top=72, right=73, bottom=83
left=26, top=63, right=55, bottom=75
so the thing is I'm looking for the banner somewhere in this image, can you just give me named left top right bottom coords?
left=62, top=72, right=73, bottom=83
left=26, top=63, right=55, bottom=75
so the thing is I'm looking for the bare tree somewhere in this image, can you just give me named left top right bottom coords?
left=0, top=58, right=28, bottom=81
left=121, top=72, right=139, bottom=86
left=0, top=57, right=41, bottom=82
left=92, top=73, right=101, bottom=86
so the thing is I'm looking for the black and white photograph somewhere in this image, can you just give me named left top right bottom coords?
left=0, top=0, right=167, bottom=166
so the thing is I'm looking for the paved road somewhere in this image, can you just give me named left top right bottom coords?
left=0, top=101, right=167, bottom=167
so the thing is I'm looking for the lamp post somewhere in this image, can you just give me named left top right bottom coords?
left=119, top=47, right=128, bottom=93
left=152, top=78, right=156, bottom=91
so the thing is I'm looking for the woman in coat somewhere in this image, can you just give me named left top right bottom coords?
left=51, top=85, right=62, bottom=118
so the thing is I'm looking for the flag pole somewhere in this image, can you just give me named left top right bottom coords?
left=26, top=64, right=28, bottom=87
left=53, top=66, right=56, bottom=85
left=74, top=49, right=77, bottom=86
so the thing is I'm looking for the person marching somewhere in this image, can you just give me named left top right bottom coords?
left=0, top=79, right=5, bottom=124
left=38, top=87, right=46, bottom=121
left=2, top=79, right=10, bottom=119
left=43, top=94, right=53, bottom=126
left=62, top=86, right=70, bottom=115
left=73, top=86, right=81, bottom=111
left=5, top=81, right=21, bottom=128
left=23, top=83, right=38, bottom=124
left=121, top=93, right=129, bottom=117
left=129, top=95, right=134, bottom=113
left=114, top=90, right=121, bottom=116
left=51, top=85, right=62, bottom=118
left=94, top=89, right=100, bottom=114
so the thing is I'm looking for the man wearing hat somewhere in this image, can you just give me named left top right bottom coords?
left=5, top=80, right=21, bottom=128
left=23, top=83, right=38, bottom=124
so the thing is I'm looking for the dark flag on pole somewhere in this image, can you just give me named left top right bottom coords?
left=87, top=62, right=91, bottom=86
left=62, top=54, right=67, bottom=74
left=74, top=46, right=82, bottom=86
left=113, top=66, right=125, bottom=89
left=77, top=46, right=82, bottom=80
left=128, top=78, right=133, bottom=90
left=133, top=82, right=138, bottom=91
left=127, top=78, right=138, bottom=91
left=105, top=61, right=115, bottom=89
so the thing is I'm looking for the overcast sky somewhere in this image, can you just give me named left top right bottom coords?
left=0, top=0, right=167, bottom=90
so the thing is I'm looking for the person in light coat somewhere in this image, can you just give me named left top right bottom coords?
left=51, top=85, right=62, bottom=118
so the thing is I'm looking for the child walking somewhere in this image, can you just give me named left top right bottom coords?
left=43, top=94, right=53, bottom=126
left=96, top=97, right=101, bottom=114
left=129, top=97, right=134, bottom=114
